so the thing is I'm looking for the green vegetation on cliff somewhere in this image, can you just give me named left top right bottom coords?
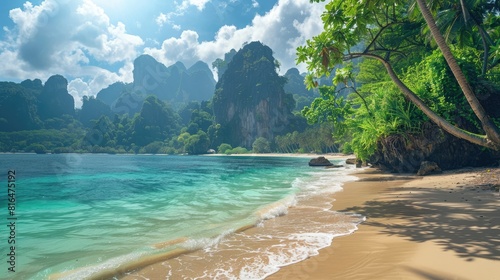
left=0, top=42, right=339, bottom=155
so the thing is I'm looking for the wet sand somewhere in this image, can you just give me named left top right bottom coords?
left=268, top=167, right=500, bottom=280
left=117, top=163, right=499, bottom=280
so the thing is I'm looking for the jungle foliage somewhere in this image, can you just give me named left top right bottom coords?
left=300, top=0, right=500, bottom=160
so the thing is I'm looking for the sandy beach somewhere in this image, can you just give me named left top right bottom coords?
left=269, top=166, right=500, bottom=280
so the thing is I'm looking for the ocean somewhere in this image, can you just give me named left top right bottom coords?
left=0, top=154, right=363, bottom=279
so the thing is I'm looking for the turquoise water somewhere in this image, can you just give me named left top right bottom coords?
left=0, top=154, right=361, bottom=279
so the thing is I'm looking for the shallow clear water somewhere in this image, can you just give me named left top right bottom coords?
left=0, top=154, right=361, bottom=279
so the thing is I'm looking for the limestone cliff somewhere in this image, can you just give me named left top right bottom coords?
left=283, top=68, right=311, bottom=97
left=96, top=82, right=131, bottom=107
left=212, top=41, right=296, bottom=148
left=38, top=75, right=75, bottom=119
left=132, top=55, right=215, bottom=106
left=0, top=82, right=41, bottom=131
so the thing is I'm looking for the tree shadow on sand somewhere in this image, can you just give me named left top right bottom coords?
left=341, top=184, right=500, bottom=262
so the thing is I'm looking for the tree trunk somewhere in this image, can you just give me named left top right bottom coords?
left=477, top=26, right=491, bottom=75
left=458, top=0, right=490, bottom=75
left=415, top=0, right=500, bottom=148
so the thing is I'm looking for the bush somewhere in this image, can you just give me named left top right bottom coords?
left=160, top=146, right=177, bottom=155
left=225, top=146, right=250, bottom=154
left=218, top=143, right=232, bottom=154
left=53, top=147, right=74, bottom=154
left=25, top=143, right=47, bottom=154
left=342, top=142, right=353, bottom=154
left=252, top=137, right=271, bottom=153
left=140, top=141, right=164, bottom=154
left=184, top=131, right=210, bottom=154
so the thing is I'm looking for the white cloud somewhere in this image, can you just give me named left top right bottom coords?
left=68, top=64, right=132, bottom=108
left=0, top=0, right=327, bottom=107
left=155, top=13, right=168, bottom=27
left=155, top=12, right=182, bottom=30
left=68, top=78, right=92, bottom=108
left=144, top=30, right=200, bottom=67
left=177, top=0, right=211, bottom=11
left=252, top=0, right=259, bottom=8
left=0, top=0, right=143, bottom=105
left=146, top=0, right=326, bottom=78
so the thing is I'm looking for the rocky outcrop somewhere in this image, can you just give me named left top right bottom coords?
left=79, top=96, right=113, bottom=127
left=37, top=75, right=75, bottom=119
left=283, top=68, right=311, bottom=97
left=346, top=158, right=357, bottom=164
left=0, top=82, right=41, bottom=131
left=212, top=49, right=237, bottom=80
left=20, top=79, right=43, bottom=91
left=132, top=55, right=215, bottom=106
left=417, top=161, right=442, bottom=176
left=370, top=122, right=499, bottom=173
left=213, top=41, right=296, bottom=148
left=309, top=157, right=333, bottom=166
left=132, top=54, right=169, bottom=99
left=96, top=82, right=131, bottom=107
left=96, top=56, right=216, bottom=112
left=185, top=61, right=217, bottom=101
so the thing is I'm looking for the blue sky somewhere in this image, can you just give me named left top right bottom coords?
left=0, top=0, right=326, bottom=107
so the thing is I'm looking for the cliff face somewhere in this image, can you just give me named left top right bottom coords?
left=212, top=49, right=237, bottom=80
left=95, top=56, right=215, bottom=113
left=132, top=55, right=215, bottom=106
left=186, top=61, right=217, bottom=101
left=38, top=75, right=75, bottom=119
left=371, top=122, right=499, bottom=172
left=212, top=41, right=294, bottom=148
left=96, top=82, right=131, bottom=107
left=283, top=68, right=311, bottom=97
left=0, top=82, right=41, bottom=131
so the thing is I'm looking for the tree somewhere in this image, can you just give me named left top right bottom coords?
left=252, top=137, right=271, bottom=153
left=131, top=96, right=181, bottom=146
left=140, top=141, right=165, bottom=154
left=412, top=0, right=499, bottom=75
left=25, top=143, right=47, bottom=154
left=414, top=0, right=500, bottom=147
left=185, top=131, right=210, bottom=154
left=299, top=0, right=500, bottom=150
left=218, top=143, right=232, bottom=154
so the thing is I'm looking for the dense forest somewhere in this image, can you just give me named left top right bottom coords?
left=0, top=42, right=337, bottom=155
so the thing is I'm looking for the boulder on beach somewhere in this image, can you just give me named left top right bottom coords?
left=346, top=158, right=357, bottom=164
left=309, top=156, right=333, bottom=167
left=417, top=161, right=442, bottom=176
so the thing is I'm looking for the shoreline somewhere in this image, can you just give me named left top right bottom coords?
left=119, top=162, right=499, bottom=279
left=51, top=156, right=498, bottom=279
left=117, top=159, right=359, bottom=279
left=268, top=167, right=500, bottom=279
left=201, top=152, right=349, bottom=158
